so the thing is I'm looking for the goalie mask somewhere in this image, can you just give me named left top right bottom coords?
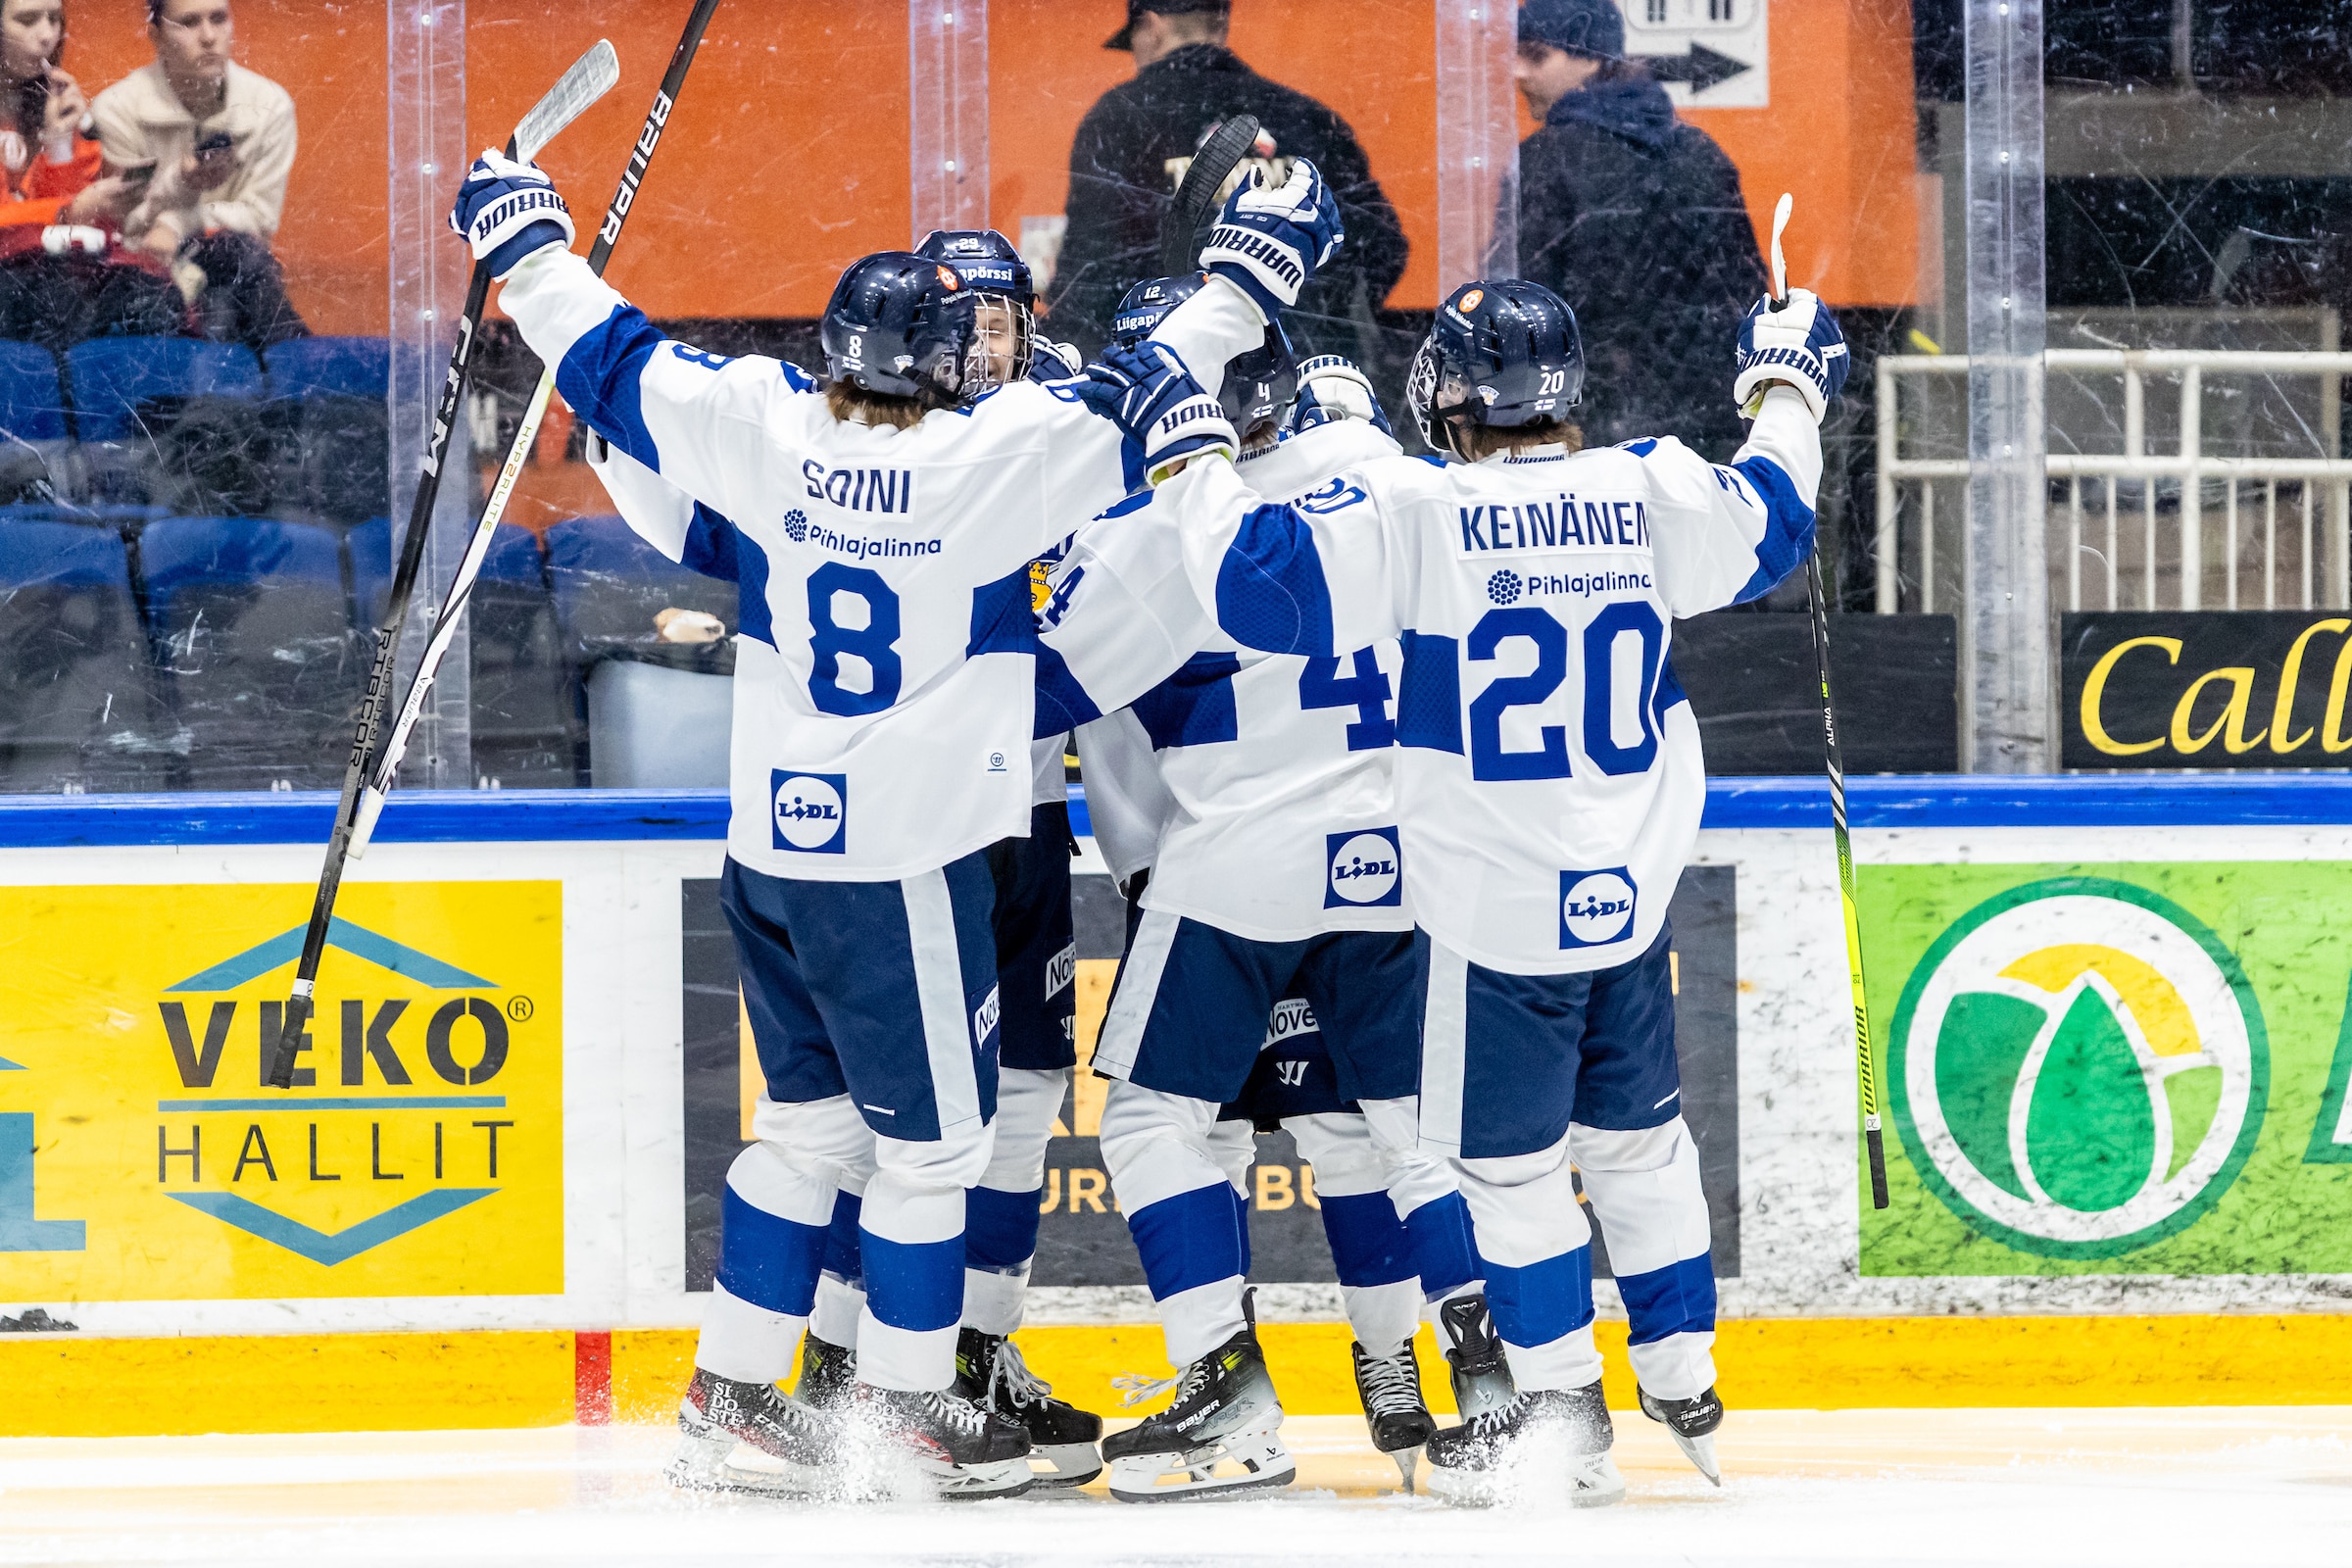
left=1408, top=279, right=1585, bottom=461
left=916, top=229, right=1035, bottom=387
left=820, top=251, right=985, bottom=407
left=1111, top=272, right=1300, bottom=446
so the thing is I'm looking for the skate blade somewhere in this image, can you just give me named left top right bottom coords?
left=1570, top=1452, right=1628, bottom=1509
left=1028, top=1442, right=1105, bottom=1489
left=662, top=1432, right=828, bottom=1497
left=1671, top=1429, right=1721, bottom=1486
left=926, top=1454, right=1037, bottom=1500
left=1390, top=1446, right=1421, bottom=1495
left=1104, top=1427, right=1296, bottom=1504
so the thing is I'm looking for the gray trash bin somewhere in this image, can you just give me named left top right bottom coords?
left=584, top=644, right=732, bottom=789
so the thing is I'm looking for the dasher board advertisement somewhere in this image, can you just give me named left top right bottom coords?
left=2062, top=612, right=2352, bottom=769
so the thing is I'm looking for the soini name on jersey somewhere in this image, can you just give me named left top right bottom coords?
left=1457, top=497, right=1650, bottom=555
left=801, top=458, right=915, bottom=514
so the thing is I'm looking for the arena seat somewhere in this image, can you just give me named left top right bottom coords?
left=0, top=510, right=172, bottom=791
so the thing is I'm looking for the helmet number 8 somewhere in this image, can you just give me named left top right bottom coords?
left=806, top=563, right=903, bottom=716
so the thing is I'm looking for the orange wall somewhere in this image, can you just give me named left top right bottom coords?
left=54, top=0, right=1916, bottom=335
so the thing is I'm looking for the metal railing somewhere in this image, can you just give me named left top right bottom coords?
left=1876, top=350, right=2352, bottom=613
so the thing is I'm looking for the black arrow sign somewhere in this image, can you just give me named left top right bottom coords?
left=1641, top=44, right=1752, bottom=95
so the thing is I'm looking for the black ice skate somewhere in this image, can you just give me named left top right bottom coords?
left=1639, top=1383, right=1725, bottom=1485
left=793, top=1331, right=856, bottom=1411
left=956, top=1326, right=1104, bottom=1486
left=1102, top=1313, right=1295, bottom=1503
left=666, top=1368, right=834, bottom=1495
left=853, top=1383, right=1035, bottom=1498
left=1437, top=1294, right=1518, bottom=1421
left=1423, top=1382, right=1626, bottom=1509
left=1350, top=1338, right=1438, bottom=1493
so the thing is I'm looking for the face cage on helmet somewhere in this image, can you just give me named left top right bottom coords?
left=1407, top=336, right=1482, bottom=461
left=965, top=290, right=1034, bottom=391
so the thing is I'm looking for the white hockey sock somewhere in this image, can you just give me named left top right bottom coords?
left=961, top=1259, right=1031, bottom=1338
left=695, top=1278, right=807, bottom=1386
left=808, top=1272, right=865, bottom=1348
left=1343, top=1278, right=1424, bottom=1361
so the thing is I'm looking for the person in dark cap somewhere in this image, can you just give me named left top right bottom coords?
left=1511, top=0, right=1766, bottom=458
left=1048, top=0, right=1407, bottom=364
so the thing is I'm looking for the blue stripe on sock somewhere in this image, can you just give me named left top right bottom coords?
left=715, top=1184, right=827, bottom=1317
left=1320, top=1191, right=1415, bottom=1288
left=1617, top=1251, right=1718, bottom=1346
left=1485, top=1244, right=1595, bottom=1349
left=1127, top=1183, right=1247, bottom=1301
left=1403, top=1191, right=1479, bottom=1300
left=965, top=1184, right=1042, bottom=1275
left=859, top=1231, right=965, bottom=1333
left=821, top=1189, right=862, bottom=1287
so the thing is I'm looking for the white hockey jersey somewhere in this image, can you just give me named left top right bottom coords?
left=499, top=249, right=1261, bottom=880
left=1044, top=416, right=1410, bottom=942
left=1143, top=386, right=1825, bottom=973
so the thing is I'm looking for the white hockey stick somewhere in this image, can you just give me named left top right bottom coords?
left=350, top=0, right=727, bottom=856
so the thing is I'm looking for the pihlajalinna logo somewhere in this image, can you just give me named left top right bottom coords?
left=1887, top=877, right=2269, bottom=1259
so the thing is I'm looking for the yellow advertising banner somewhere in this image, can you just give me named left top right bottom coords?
left=0, top=882, right=564, bottom=1300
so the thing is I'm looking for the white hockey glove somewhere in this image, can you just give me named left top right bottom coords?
left=1200, top=158, right=1344, bottom=320
left=1733, top=287, right=1848, bottom=423
left=449, top=149, right=574, bottom=279
left=1284, top=354, right=1394, bottom=437
left=1071, top=341, right=1237, bottom=486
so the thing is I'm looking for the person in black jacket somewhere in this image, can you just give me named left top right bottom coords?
left=1049, top=0, right=1407, bottom=363
left=1512, top=0, right=1767, bottom=459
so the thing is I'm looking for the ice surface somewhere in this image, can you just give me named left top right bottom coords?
left=0, top=1408, right=2344, bottom=1568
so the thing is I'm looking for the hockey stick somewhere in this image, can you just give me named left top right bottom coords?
left=344, top=0, right=727, bottom=863
left=1160, top=114, right=1262, bottom=275
left=1768, top=193, right=1890, bottom=1209
left=263, top=39, right=620, bottom=1088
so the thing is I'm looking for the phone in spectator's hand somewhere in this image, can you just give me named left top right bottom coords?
left=113, top=160, right=157, bottom=187
left=195, top=131, right=235, bottom=158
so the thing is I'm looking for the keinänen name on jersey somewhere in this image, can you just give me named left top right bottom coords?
left=1458, top=496, right=1650, bottom=556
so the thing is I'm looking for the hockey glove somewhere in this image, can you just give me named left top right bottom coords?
left=1073, top=342, right=1237, bottom=486
left=1200, top=158, right=1344, bottom=320
left=1285, top=354, right=1393, bottom=437
left=1734, top=287, right=1848, bottom=422
left=449, top=149, right=574, bottom=279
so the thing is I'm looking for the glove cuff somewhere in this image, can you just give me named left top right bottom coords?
left=1735, top=353, right=1828, bottom=423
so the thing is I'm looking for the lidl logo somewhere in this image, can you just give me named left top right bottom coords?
left=0, top=882, right=563, bottom=1301
left=1888, top=877, right=2269, bottom=1259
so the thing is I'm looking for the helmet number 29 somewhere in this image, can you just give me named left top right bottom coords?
left=1465, top=601, right=1665, bottom=781
left=806, top=563, right=903, bottom=716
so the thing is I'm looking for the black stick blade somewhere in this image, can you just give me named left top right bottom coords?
left=1161, top=114, right=1261, bottom=276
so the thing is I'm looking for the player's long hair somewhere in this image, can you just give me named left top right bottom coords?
left=1456, top=418, right=1584, bottom=463
left=823, top=378, right=930, bottom=432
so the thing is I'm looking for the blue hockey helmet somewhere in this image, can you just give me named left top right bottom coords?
left=1407, top=278, right=1585, bottom=460
left=1111, top=272, right=1299, bottom=442
left=820, top=251, right=984, bottom=406
left=916, top=228, right=1035, bottom=381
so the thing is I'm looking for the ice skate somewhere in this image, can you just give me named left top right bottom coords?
left=853, top=1384, right=1036, bottom=1498
left=1350, top=1338, right=1438, bottom=1493
left=956, top=1326, right=1104, bottom=1487
left=793, top=1331, right=857, bottom=1412
left=665, top=1369, right=835, bottom=1495
left=1640, top=1383, right=1724, bottom=1485
left=1423, top=1383, right=1625, bottom=1509
left=1437, top=1294, right=1517, bottom=1421
left=1102, top=1323, right=1295, bottom=1503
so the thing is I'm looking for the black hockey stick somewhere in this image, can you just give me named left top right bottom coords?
left=1160, top=114, right=1261, bottom=275
left=1768, top=193, right=1889, bottom=1209
left=264, top=40, right=619, bottom=1088
left=345, top=0, right=728, bottom=862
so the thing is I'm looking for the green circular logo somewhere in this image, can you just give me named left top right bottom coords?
left=1887, top=877, right=2269, bottom=1259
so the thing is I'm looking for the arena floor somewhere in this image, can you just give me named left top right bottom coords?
left=1, top=1407, right=2343, bottom=1566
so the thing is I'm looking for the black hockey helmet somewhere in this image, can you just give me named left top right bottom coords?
left=916, top=228, right=1035, bottom=381
left=820, top=251, right=983, bottom=406
left=1110, top=272, right=1299, bottom=442
left=1408, top=279, right=1585, bottom=461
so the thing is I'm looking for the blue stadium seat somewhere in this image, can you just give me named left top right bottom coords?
left=66, top=337, right=265, bottom=442
left=546, top=514, right=738, bottom=647
left=346, top=517, right=549, bottom=630
left=0, top=340, right=68, bottom=444
left=136, top=515, right=360, bottom=789
left=263, top=336, right=390, bottom=402
left=0, top=512, right=171, bottom=789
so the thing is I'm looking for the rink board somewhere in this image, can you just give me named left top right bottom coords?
left=2, top=778, right=2350, bottom=1435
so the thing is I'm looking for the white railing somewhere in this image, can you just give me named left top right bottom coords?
left=1875, top=351, right=2352, bottom=613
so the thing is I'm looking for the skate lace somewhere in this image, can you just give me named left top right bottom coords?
left=1463, top=1391, right=1531, bottom=1441
left=921, top=1389, right=990, bottom=1437
left=1110, top=1354, right=1209, bottom=1410
left=1357, top=1350, right=1422, bottom=1418
left=989, top=1337, right=1054, bottom=1408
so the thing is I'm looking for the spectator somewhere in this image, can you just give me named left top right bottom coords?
left=1049, top=0, right=1407, bottom=362
left=1512, top=0, right=1766, bottom=458
left=0, top=0, right=181, bottom=349
left=93, top=0, right=304, bottom=348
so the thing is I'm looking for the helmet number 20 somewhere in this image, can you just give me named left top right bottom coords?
left=806, top=563, right=903, bottom=716
left=1466, top=601, right=1664, bottom=781
left=1538, top=368, right=1567, bottom=396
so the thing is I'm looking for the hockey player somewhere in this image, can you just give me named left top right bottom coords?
left=447, top=150, right=1338, bottom=1495
left=1060, top=274, right=1842, bottom=1503
left=1035, top=285, right=1499, bottom=1501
